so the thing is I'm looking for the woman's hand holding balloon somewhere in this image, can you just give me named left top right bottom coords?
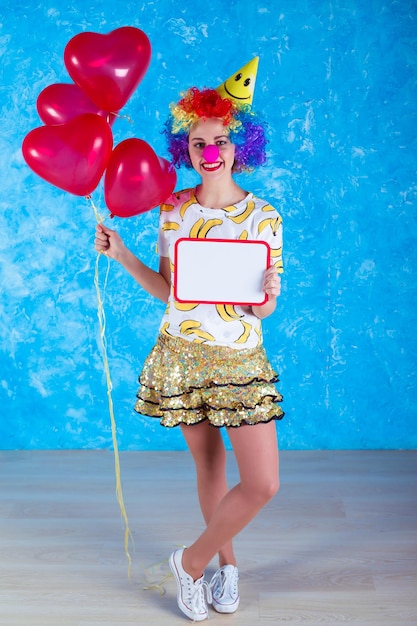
left=95, top=224, right=126, bottom=261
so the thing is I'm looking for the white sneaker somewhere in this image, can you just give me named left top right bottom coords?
left=169, top=548, right=210, bottom=621
left=209, top=564, right=239, bottom=613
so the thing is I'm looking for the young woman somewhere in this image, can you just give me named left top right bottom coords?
left=95, top=87, right=284, bottom=622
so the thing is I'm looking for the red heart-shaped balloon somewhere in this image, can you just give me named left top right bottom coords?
left=37, top=83, right=116, bottom=126
left=22, top=114, right=113, bottom=196
left=104, top=138, right=177, bottom=218
left=64, top=27, right=152, bottom=112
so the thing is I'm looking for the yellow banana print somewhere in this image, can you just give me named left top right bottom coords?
left=258, top=216, right=281, bottom=235
left=189, top=217, right=223, bottom=238
left=235, top=320, right=252, bottom=344
left=228, top=200, right=255, bottom=224
left=175, top=301, right=199, bottom=312
left=190, top=329, right=216, bottom=342
left=179, top=320, right=216, bottom=343
left=261, top=203, right=276, bottom=213
left=270, top=247, right=282, bottom=258
left=180, top=196, right=197, bottom=219
left=179, top=319, right=201, bottom=334
left=222, top=204, right=239, bottom=213
left=198, top=218, right=223, bottom=238
left=216, top=303, right=242, bottom=322
left=162, top=221, right=180, bottom=231
left=270, top=246, right=283, bottom=272
left=160, top=203, right=175, bottom=213
left=160, top=321, right=173, bottom=336
left=189, top=217, right=205, bottom=238
left=238, top=230, right=248, bottom=240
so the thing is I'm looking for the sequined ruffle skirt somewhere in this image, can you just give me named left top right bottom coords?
left=134, top=334, right=284, bottom=428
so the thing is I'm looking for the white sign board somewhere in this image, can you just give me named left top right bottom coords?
left=174, top=238, right=270, bottom=305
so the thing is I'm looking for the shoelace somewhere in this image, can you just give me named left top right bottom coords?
left=190, top=580, right=212, bottom=619
left=209, top=568, right=237, bottom=600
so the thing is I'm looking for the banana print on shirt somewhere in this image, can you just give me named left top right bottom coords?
left=157, top=188, right=283, bottom=348
left=189, top=218, right=223, bottom=238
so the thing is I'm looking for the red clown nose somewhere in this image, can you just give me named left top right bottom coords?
left=202, top=144, right=220, bottom=163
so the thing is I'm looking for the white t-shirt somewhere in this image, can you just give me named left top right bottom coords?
left=158, top=188, right=283, bottom=349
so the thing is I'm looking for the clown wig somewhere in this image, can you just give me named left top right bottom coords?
left=163, top=87, right=268, bottom=173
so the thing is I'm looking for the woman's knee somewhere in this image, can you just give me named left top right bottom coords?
left=243, top=474, right=280, bottom=507
left=262, top=474, right=280, bottom=502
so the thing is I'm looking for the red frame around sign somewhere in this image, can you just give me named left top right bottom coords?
left=173, top=238, right=270, bottom=306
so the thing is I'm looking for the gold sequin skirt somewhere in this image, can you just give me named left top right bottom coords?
left=134, top=334, right=284, bottom=428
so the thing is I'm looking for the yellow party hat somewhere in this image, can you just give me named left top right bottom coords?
left=216, top=57, right=259, bottom=106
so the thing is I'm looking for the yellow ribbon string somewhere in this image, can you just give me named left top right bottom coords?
left=87, top=194, right=173, bottom=593
left=94, top=252, right=134, bottom=579
left=87, top=194, right=105, bottom=224
left=112, top=112, right=134, bottom=125
left=87, top=194, right=133, bottom=578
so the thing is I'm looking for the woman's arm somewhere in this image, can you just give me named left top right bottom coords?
left=95, top=224, right=171, bottom=303
left=251, top=264, right=281, bottom=320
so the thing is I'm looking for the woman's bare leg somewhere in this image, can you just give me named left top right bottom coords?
left=182, top=420, right=279, bottom=580
left=180, top=421, right=236, bottom=569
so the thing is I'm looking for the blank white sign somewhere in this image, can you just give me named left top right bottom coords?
left=174, top=238, right=270, bottom=305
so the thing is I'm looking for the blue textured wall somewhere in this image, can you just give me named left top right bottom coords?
left=1, top=0, right=416, bottom=450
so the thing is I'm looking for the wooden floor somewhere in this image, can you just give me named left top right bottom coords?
left=1, top=450, right=416, bottom=625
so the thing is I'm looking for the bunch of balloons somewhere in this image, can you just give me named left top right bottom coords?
left=22, top=26, right=177, bottom=217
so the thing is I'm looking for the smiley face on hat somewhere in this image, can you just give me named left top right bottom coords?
left=216, top=57, right=259, bottom=106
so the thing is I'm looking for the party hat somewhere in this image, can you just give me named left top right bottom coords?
left=216, top=57, right=259, bottom=106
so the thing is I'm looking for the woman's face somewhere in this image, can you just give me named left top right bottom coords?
left=188, top=117, right=235, bottom=178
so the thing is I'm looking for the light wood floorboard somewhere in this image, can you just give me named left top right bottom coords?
left=1, top=450, right=416, bottom=625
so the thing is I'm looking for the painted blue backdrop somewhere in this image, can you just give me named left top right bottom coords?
left=0, top=0, right=416, bottom=450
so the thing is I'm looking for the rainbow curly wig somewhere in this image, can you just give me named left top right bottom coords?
left=163, top=87, right=267, bottom=173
